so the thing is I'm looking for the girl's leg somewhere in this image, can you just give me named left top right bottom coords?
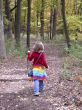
left=39, top=80, right=44, bottom=92
left=34, top=80, right=39, bottom=95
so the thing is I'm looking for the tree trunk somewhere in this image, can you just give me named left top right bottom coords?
left=52, top=8, right=57, bottom=39
left=15, top=0, right=21, bottom=47
left=50, top=8, right=53, bottom=40
left=0, top=0, right=6, bottom=58
left=27, top=0, right=31, bottom=49
left=36, top=10, right=39, bottom=37
left=74, top=0, right=78, bottom=15
left=40, top=0, right=44, bottom=39
left=79, top=0, right=82, bottom=15
left=36, top=10, right=39, bottom=28
left=4, top=0, right=12, bottom=38
left=61, top=0, right=71, bottom=48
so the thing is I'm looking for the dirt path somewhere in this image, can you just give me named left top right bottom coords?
left=0, top=41, right=82, bottom=110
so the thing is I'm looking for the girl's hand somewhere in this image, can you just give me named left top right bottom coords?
left=28, top=51, right=30, bottom=53
left=48, top=66, right=49, bottom=69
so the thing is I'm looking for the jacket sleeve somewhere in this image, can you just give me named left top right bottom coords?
left=42, top=53, right=48, bottom=68
left=27, top=51, right=33, bottom=61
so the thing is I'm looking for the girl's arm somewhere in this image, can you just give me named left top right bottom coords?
left=27, top=51, right=34, bottom=61
left=42, top=53, right=48, bottom=68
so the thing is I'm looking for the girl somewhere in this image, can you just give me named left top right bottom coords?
left=27, top=41, right=48, bottom=96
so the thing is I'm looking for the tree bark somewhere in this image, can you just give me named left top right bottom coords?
left=0, top=0, right=6, bottom=58
left=40, top=0, right=44, bottom=39
left=50, top=8, right=53, bottom=40
left=61, top=0, right=71, bottom=48
left=27, top=0, right=31, bottom=48
left=36, top=10, right=39, bottom=37
left=15, top=0, right=21, bottom=47
left=52, top=8, right=57, bottom=39
left=74, top=0, right=78, bottom=15
left=4, top=0, right=12, bottom=38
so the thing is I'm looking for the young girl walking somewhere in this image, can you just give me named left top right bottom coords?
left=27, top=41, right=48, bottom=96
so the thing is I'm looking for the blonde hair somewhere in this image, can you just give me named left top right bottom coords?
left=33, top=41, right=44, bottom=52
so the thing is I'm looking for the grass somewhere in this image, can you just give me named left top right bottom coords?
left=65, top=42, right=82, bottom=60
left=5, top=37, right=28, bottom=57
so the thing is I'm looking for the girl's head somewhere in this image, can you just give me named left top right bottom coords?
left=33, top=41, right=44, bottom=52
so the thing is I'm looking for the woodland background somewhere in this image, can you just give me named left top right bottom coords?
left=0, top=0, right=82, bottom=59
left=0, top=0, right=82, bottom=110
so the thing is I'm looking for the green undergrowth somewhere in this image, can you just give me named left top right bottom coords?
left=5, top=38, right=29, bottom=57
left=65, top=42, right=82, bottom=61
left=61, top=41, right=82, bottom=80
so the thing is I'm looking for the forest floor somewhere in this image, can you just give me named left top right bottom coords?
left=0, top=39, right=82, bottom=110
